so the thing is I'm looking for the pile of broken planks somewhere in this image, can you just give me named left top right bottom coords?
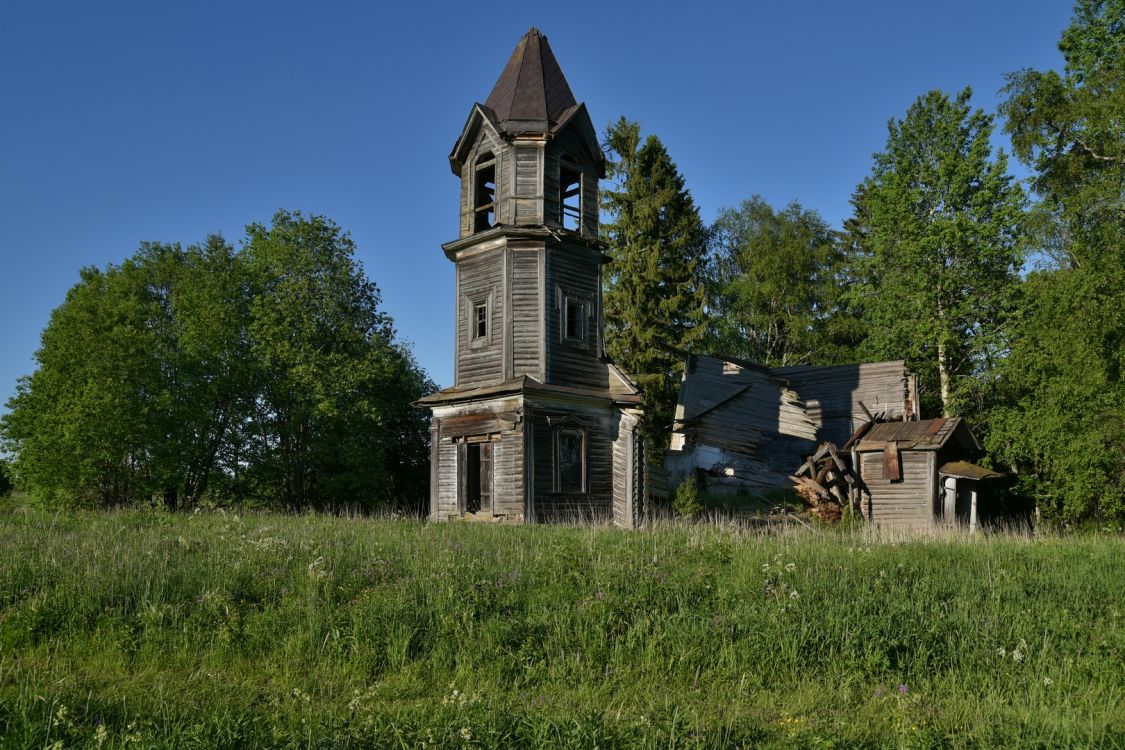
left=789, top=403, right=884, bottom=522
left=790, top=442, right=855, bottom=522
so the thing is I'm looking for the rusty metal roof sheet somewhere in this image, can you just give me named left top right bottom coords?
left=856, top=417, right=981, bottom=452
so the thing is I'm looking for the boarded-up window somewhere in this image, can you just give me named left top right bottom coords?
left=883, top=441, right=902, bottom=482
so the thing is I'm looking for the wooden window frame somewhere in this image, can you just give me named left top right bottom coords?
left=466, top=290, right=494, bottom=349
left=553, top=425, right=587, bottom=494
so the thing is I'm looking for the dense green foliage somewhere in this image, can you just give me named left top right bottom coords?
left=0, top=211, right=432, bottom=512
left=849, top=88, right=1026, bottom=418
left=0, top=460, right=12, bottom=497
left=1, top=505, right=1121, bottom=748
left=601, top=118, right=708, bottom=449
left=706, top=197, right=863, bottom=366
left=988, top=0, right=1125, bottom=524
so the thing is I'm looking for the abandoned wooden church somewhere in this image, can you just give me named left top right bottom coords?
left=418, top=29, right=648, bottom=526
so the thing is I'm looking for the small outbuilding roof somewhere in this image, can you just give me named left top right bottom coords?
left=938, top=461, right=1006, bottom=481
left=856, top=417, right=981, bottom=453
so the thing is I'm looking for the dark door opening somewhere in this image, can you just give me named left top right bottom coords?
left=465, top=441, right=492, bottom=514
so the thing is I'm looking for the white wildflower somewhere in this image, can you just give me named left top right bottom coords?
left=1043, top=676, right=1053, bottom=686
left=997, top=647, right=1006, bottom=658
left=785, top=562, right=796, bottom=573
left=790, top=590, right=800, bottom=600
left=1012, top=649, right=1023, bottom=663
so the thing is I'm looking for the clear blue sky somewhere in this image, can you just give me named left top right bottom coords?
left=0, top=1, right=1071, bottom=406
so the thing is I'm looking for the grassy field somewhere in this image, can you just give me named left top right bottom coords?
left=0, top=503, right=1122, bottom=749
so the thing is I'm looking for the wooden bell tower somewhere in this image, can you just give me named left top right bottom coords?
left=418, top=29, right=646, bottom=526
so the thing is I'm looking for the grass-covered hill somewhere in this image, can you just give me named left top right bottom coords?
left=0, top=504, right=1121, bottom=748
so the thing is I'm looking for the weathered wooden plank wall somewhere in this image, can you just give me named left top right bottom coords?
left=860, top=449, right=934, bottom=528
left=456, top=250, right=504, bottom=388
left=509, top=245, right=543, bottom=380
left=545, top=245, right=606, bottom=389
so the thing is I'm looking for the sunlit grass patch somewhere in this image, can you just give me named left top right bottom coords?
left=0, top=504, right=1121, bottom=748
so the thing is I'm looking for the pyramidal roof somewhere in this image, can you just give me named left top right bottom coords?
left=483, top=28, right=579, bottom=134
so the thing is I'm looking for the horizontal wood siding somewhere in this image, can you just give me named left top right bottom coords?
left=510, top=246, right=543, bottom=379
left=512, top=144, right=542, bottom=225
left=492, top=428, right=524, bottom=519
left=543, top=147, right=561, bottom=231
left=775, top=361, right=911, bottom=447
left=580, top=170, right=598, bottom=238
left=612, top=410, right=639, bottom=528
left=529, top=401, right=615, bottom=522
left=545, top=244, right=607, bottom=389
left=456, top=250, right=504, bottom=388
left=861, top=449, right=935, bottom=528
left=666, top=356, right=818, bottom=489
left=435, top=437, right=458, bottom=520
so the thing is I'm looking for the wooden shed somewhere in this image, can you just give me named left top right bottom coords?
left=855, top=417, right=998, bottom=530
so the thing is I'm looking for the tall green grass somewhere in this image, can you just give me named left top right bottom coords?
left=0, top=504, right=1121, bottom=748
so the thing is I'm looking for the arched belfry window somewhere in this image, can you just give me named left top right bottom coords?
left=474, top=152, right=496, bottom=232
left=559, top=157, right=581, bottom=231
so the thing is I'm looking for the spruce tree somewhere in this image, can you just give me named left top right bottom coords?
left=600, top=118, right=708, bottom=451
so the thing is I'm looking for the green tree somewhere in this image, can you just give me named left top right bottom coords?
left=850, top=88, right=1026, bottom=417
left=1, top=212, right=434, bottom=512
left=0, top=458, right=13, bottom=497
left=240, top=210, right=433, bottom=511
left=601, top=118, right=708, bottom=449
left=707, top=196, right=862, bottom=366
left=989, top=0, right=1125, bottom=523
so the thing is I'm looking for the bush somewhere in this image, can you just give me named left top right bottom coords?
left=672, top=476, right=702, bottom=517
